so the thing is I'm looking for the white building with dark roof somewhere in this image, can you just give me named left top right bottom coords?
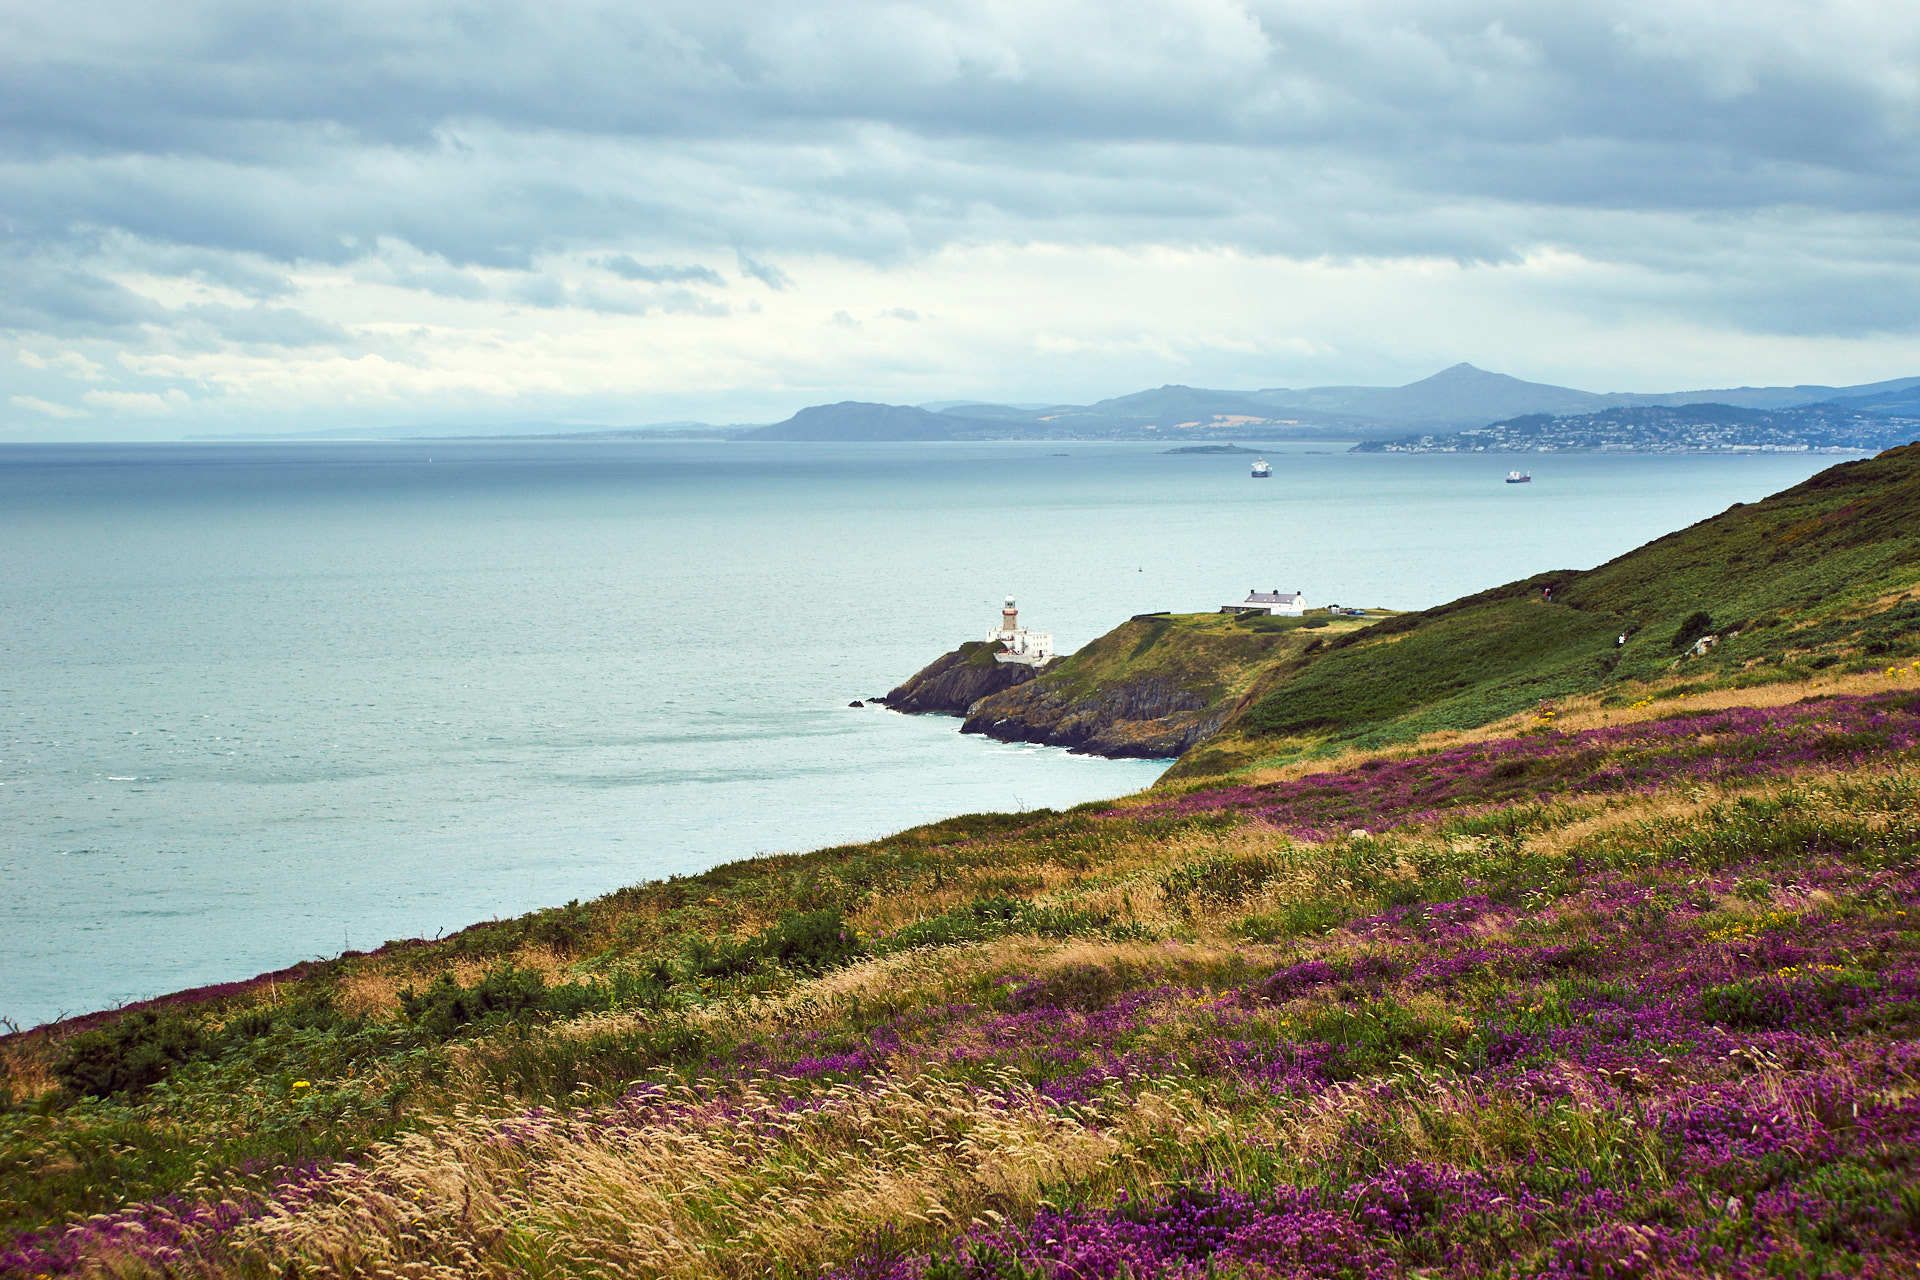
left=1221, top=588, right=1308, bottom=617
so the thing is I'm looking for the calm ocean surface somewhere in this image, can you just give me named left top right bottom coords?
left=0, top=440, right=1846, bottom=1026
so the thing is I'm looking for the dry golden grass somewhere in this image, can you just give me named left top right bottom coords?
left=0, top=1043, right=56, bottom=1100
left=223, top=1073, right=1208, bottom=1280
left=1511, top=665, right=1920, bottom=738
left=333, top=946, right=572, bottom=1020
left=1179, top=665, right=1920, bottom=792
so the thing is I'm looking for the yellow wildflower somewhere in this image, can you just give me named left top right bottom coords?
left=292, top=1080, right=312, bottom=1091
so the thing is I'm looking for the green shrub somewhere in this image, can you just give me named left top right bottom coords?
left=220, top=993, right=348, bottom=1045
left=399, top=965, right=550, bottom=1039
left=679, top=935, right=765, bottom=981
left=54, top=1010, right=208, bottom=1098
left=756, top=909, right=863, bottom=973
left=525, top=900, right=595, bottom=954
left=883, top=895, right=1140, bottom=952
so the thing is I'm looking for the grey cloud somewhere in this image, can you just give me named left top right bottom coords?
left=7, top=4, right=1914, bottom=268
left=738, top=253, right=794, bottom=291
left=98, top=238, right=297, bottom=299
left=597, top=255, right=725, bottom=286
left=0, top=0, right=1915, bottom=377
left=0, top=256, right=167, bottom=333
left=504, top=276, right=729, bottom=317
left=177, top=303, right=351, bottom=348
left=385, top=263, right=492, bottom=300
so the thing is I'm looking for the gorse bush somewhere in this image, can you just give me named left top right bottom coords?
left=677, top=909, right=864, bottom=982
left=678, top=934, right=764, bottom=981
left=757, top=908, right=862, bottom=973
left=525, top=900, right=595, bottom=955
left=54, top=1010, right=207, bottom=1099
left=219, top=992, right=347, bottom=1044
left=398, top=965, right=551, bottom=1039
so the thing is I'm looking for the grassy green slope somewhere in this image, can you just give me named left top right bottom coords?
left=1563, top=443, right=1920, bottom=665
left=1204, top=443, right=1920, bottom=768
left=1031, top=611, right=1368, bottom=704
left=963, top=610, right=1382, bottom=756
left=1237, top=595, right=1626, bottom=741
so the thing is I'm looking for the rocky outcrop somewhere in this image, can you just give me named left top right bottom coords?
left=886, top=611, right=1358, bottom=760
left=882, top=641, right=1043, bottom=715
left=959, top=673, right=1222, bottom=759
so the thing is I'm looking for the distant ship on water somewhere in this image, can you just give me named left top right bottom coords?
left=1251, top=459, right=1272, bottom=479
left=1506, top=470, right=1532, bottom=484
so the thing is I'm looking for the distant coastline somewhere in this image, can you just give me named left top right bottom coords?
left=169, top=362, right=1920, bottom=452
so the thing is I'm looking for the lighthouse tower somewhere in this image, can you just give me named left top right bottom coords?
left=986, top=595, right=1055, bottom=666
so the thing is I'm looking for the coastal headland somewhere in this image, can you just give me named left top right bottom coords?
left=887, top=610, right=1380, bottom=758
left=5, top=445, right=1920, bottom=1277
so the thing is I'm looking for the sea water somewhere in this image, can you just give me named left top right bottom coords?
left=0, top=440, right=1844, bottom=1025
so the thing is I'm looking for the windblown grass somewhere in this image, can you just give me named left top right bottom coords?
left=6, top=681, right=1920, bottom=1277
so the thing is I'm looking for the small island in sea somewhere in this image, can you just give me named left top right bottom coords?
left=1161, top=442, right=1262, bottom=454
left=7, top=445, right=1920, bottom=1277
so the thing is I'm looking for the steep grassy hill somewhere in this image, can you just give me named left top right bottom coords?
left=5, top=687, right=1920, bottom=1276
left=1183, top=443, right=1920, bottom=775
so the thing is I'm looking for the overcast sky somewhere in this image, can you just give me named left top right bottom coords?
left=4, top=1, right=1917, bottom=438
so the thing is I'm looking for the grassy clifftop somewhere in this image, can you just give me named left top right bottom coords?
left=960, top=610, right=1380, bottom=757
left=1182, top=443, right=1920, bottom=774
left=914, top=443, right=1920, bottom=774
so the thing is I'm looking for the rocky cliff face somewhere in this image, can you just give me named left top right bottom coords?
left=882, top=641, right=1042, bottom=714
left=958, top=673, right=1234, bottom=758
left=887, top=612, right=1383, bottom=761
left=885, top=613, right=1350, bottom=760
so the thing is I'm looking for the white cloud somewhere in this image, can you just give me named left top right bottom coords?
left=9, top=394, right=86, bottom=419
left=80, top=388, right=193, bottom=414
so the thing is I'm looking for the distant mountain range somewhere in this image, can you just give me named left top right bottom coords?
left=304, top=363, right=1920, bottom=448
left=738, top=364, right=1920, bottom=444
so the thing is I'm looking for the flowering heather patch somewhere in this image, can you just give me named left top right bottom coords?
left=5, top=740, right=1920, bottom=1276
left=0, top=1164, right=330, bottom=1276
left=1139, top=690, right=1920, bottom=838
left=837, top=1183, right=1395, bottom=1280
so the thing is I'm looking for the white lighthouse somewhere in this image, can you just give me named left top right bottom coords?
left=988, top=596, right=1055, bottom=666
